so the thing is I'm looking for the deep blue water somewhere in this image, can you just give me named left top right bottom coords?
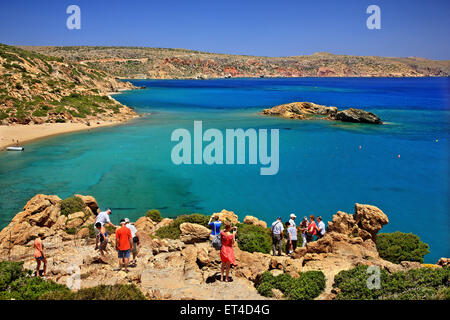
left=0, top=77, right=448, bottom=262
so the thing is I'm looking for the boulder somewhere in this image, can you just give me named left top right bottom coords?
left=211, top=209, right=239, bottom=225
left=74, top=195, right=99, bottom=214
left=243, top=216, right=267, bottom=228
left=354, top=203, right=388, bottom=240
left=135, top=217, right=156, bottom=235
left=437, top=257, right=449, bottom=267
left=179, top=223, right=211, bottom=244
left=334, top=108, right=382, bottom=124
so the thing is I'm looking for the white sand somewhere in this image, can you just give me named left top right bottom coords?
left=0, top=120, right=126, bottom=150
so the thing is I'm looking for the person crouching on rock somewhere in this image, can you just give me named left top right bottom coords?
left=220, top=222, right=237, bottom=282
left=115, top=219, right=132, bottom=272
left=95, top=222, right=108, bottom=256
left=34, top=231, right=47, bottom=277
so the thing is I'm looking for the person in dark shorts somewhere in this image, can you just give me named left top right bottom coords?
left=95, top=222, right=108, bottom=256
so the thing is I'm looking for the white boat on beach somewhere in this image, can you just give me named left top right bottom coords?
left=6, top=146, right=24, bottom=151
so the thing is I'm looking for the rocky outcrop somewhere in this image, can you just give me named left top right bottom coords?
left=0, top=194, right=436, bottom=300
left=335, top=108, right=382, bottom=124
left=262, top=102, right=382, bottom=124
left=262, top=102, right=337, bottom=120
left=243, top=216, right=268, bottom=228
left=179, top=223, right=211, bottom=244
left=211, top=209, right=239, bottom=225
left=437, top=258, right=449, bottom=267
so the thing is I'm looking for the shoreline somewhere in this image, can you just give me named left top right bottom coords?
left=0, top=91, right=138, bottom=151
left=0, top=120, right=134, bottom=151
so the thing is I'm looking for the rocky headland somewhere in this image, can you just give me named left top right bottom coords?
left=262, top=102, right=383, bottom=124
left=1, top=194, right=446, bottom=300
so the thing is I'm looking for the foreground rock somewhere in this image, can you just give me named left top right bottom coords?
left=0, top=194, right=433, bottom=300
left=262, top=102, right=382, bottom=124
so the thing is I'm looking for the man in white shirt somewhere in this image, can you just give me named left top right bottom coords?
left=316, top=216, right=326, bottom=239
left=271, top=217, right=284, bottom=256
left=289, top=213, right=297, bottom=228
left=125, top=218, right=139, bottom=265
left=95, top=209, right=116, bottom=236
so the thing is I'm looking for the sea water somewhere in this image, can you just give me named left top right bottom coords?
left=0, top=77, right=448, bottom=262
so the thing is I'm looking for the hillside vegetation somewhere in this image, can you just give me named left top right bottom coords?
left=0, top=44, right=136, bottom=125
left=20, top=46, right=450, bottom=79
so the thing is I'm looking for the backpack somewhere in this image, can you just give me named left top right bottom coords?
left=211, top=233, right=222, bottom=250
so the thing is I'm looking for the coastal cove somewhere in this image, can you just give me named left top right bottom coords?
left=0, top=77, right=448, bottom=263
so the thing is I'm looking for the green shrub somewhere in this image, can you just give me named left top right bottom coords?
left=256, top=270, right=326, bottom=300
left=155, top=213, right=209, bottom=239
left=60, top=196, right=85, bottom=216
left=236, top=223, right=272, bottom=254
left=333, top=265, right=449, bottom=300
left=39, top=284, right=146, bottom=300
left=377, top=232, right=430, bottom=264
left=0, top=261, right=69, bottom=300
left=146, top=209, right=162, bottom=222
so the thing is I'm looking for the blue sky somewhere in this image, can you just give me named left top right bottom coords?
left=0, top=0, right=449, bottom=59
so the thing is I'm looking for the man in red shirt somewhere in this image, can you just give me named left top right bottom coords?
left=115, top=219, right=132, bottom=272
left=307, top=214, right=317, bottom=243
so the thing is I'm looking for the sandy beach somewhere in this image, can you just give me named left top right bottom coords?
left=0, top=120, right=129, bottom=150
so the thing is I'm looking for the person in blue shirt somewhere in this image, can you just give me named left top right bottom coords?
left=208, top=215, right=222, bottom=240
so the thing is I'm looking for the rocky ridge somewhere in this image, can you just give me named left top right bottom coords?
left=19, top=46, right=450, bottom=79
left=0, top=44, right=138, bottom=125
left=0, top=194, right=445, bottom=300
left=262, top=102, right=383, bottom=124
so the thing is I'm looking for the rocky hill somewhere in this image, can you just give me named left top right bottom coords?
left=1, top=193, right=445, bottom=300
left=19, top=46, right=450, bottom=79
left=0, top=44, right=137, bottom=125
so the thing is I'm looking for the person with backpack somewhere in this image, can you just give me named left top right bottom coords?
left=94, top=222, right=108, bottom=256
left=271, top=217, right=284, bottom=256
left=208, top=214, right=222, bottom=241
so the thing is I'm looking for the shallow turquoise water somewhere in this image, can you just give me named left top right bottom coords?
left=0, top=78, right=448, bottom=262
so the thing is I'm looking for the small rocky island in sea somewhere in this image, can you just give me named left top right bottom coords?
left=262, top=102, right=383, bottom=124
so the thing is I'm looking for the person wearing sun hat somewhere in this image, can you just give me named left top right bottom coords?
left=289, top=213, right=297, bottom=228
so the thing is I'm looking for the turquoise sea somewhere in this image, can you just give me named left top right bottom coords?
left=0, top=77, right=448, bottom=262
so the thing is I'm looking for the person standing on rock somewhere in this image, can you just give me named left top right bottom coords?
left=125, top=218, right=139, bottom=266
left=271, top=217, right=284, bottom=256
left=34, top=231, right=47, bottom=277
left=299, top=216, right=309, bottom=247
left=286, top=221, right=297, bottom=255
left=94, top=222, right=108, bottom=256
left=306, top=215, right=317, bottom=243
left=289, top=213, right=297, bottom=228
left=208, top=214, right=222, bottom=241
left=220, top=222, right=237, bottom=282
left=316, top=216, right=326, bottom=240
left=115, top=219, right=133, bottom=272
left=95, top=209, right=116, bottom=237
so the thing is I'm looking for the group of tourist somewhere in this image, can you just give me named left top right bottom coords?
left=34, top=208, right=141, bottom=277
left=271, top=213, right=326, bottom=256
left=33, top=208, right=325, bottom=279
left=94, top=209, right=140, bottom=272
